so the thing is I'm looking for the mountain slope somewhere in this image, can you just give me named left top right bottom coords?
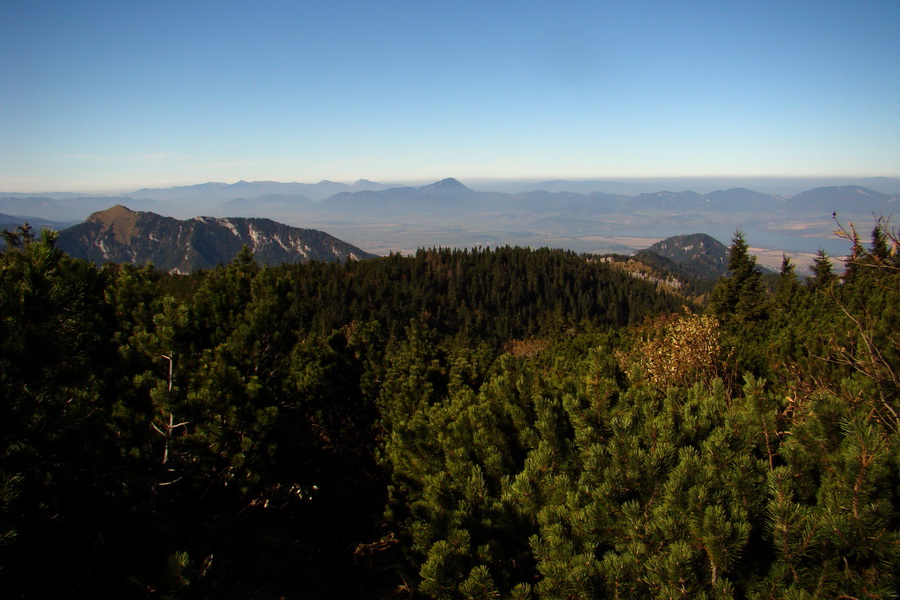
left=633, top=190, right=704, bottom=210
left=219, top=193, right=317, bottom=219
left=56, top=205, right=376, bottom=272
left=787, top=185, right=893, bottom=213
left=639, top=233, right=730, bottom=279
left=702, top=188, right=783, bottom=212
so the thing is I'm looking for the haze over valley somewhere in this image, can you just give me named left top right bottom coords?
left=4, top=176, right=898, bottom=270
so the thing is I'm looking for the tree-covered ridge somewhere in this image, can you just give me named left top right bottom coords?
left=280, top=246, right=684, bottom=345
left=0, top=222, right=898, bottom=599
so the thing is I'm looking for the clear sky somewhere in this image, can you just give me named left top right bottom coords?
left=2, top=0, right=899, bottom=193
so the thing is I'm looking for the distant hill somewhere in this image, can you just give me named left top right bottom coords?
left=639, top=233, right=730, bottom=280
left=702, top=188, right=784, bottom=212
left=786, top=185, right=895, bottom=213
left=130, top=178, right=400, bottom=203
left=418, top=177, right=471, bottom=195
left=56, top=205, right=376, bottom=272
left=219, top=193, right=317, bottom=219
left=633, top=190, right=704, bottom=210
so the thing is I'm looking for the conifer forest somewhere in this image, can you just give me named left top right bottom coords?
left=1, top=222, right=898, bottom=599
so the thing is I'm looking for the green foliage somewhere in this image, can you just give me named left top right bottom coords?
left=807, top=248, right=836, bottom=292
left=3, top=223, right=898, bottom=598
left=0, top=228, right=128, bottom=594
left=708, top=231, right=768, bottom=324
left=283, top=246, right=683, bottom=346
left=761, top=393, right=899, bottom=598
left=774, top=255, right=800, bottom=310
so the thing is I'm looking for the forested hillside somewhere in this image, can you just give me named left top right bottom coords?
left=1, top=221, right=898, bottom=599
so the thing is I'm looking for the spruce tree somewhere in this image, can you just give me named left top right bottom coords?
left=807, top=248, right=836, bottom=291
left=871, top=224, right=891, bottom=262
left=774, top=254, right=800, bottom=309
left=708, top=231, right=768, bottom=323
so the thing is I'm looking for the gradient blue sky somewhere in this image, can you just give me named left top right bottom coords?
left=2, top=0, right=899, bottom=192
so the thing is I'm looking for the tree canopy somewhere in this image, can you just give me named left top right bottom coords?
left=1, top=228, right=897, bottom=599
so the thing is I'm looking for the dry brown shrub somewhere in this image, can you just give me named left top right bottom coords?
left=619, top=311, right=723, bottom=390
left=505, top=338, right=551, bottom=357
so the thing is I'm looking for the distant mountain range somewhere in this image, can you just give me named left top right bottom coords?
left=56, top=205, right=375, bottom=273
left=3, top=178, right=898, bottom=262
left=129, top=178, right=399, bottom=203
left=4, top=179, right=896, bottom=224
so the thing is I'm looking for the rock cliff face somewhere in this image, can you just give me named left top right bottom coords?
left=57, top=205, right=376, bottom=272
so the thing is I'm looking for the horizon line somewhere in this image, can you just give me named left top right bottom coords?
left=4, top=173, right=900, bottom=196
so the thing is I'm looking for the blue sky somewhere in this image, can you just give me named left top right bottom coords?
left=2, top=0, right=899, bottom=192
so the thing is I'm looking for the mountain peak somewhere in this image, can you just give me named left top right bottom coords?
left=420, top=178, right=469, bottom=193
left=793, top=185, right=883, bottom=197
left=788, top=185, right=888, bottom=212
left=642, top=233, right=730, bottom=279
left=86, top=204, right=140, bottom=244
left=88, top=204, right=135, bottom=220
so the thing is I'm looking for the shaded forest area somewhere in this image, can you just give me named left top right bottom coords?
left=1, top=223, right=898, bottom=599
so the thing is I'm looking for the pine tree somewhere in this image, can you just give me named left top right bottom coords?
left=807, top=248, right=836, bottom=292
left=761, top=392, right=900, bottom=598
left=708, top=231, right=768, bottom=323
left=871, top=224, right=891, bottom=262
left=0, top=227, right=128, bottom=594
left=842, top=229, right=867, bottom=284
left=774, top=255, right=800, bottom=309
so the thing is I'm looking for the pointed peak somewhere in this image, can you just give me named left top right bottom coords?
left=86, top=205, right=141, bottom=243
left=419, top=178, right=469, bottom=192
left=87, top=204, right=135, bottom=222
